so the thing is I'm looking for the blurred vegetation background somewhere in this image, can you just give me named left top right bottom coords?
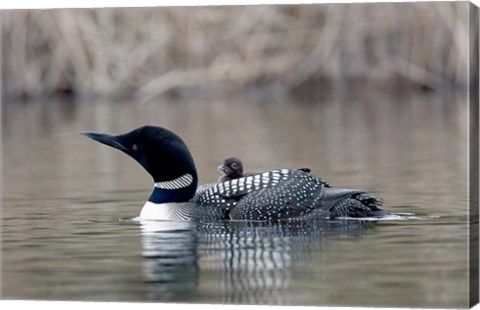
left=0, top=2, right=472, bottom=102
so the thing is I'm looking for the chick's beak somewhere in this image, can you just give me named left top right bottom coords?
left=218, top=164, right=227, bottom=173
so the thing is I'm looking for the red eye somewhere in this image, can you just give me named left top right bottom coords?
left=132, top=144, right=138, bottom=151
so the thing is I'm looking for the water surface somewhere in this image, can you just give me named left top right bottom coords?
left=1, top=90, right=470, bottom=307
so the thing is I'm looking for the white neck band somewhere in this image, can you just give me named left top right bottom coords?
left=154, top=173, right=193, bottom=190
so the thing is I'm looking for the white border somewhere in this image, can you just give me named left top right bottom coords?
left=0, top=1, right=478, bottom=310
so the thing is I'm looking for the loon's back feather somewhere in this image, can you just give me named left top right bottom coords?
left=193, top=169, right=295, bottom=217
left=194, top=169, right=385, bottom=221
left=229, top=169, right=324, bottom=220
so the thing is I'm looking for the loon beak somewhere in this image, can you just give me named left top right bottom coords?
left=81, top=131, right=129, bottom=153
left=218, top=164, right=227, bottom=173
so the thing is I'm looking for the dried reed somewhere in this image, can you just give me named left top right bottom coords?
left=0, top=2, right=470, bottom=101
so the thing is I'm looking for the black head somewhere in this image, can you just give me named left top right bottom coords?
left=218, top=157, right=244, bottom=178
left=81, top=126, right=198, bottom=202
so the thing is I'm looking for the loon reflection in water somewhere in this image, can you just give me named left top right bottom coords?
left=138, top=219, right=376, bottom=304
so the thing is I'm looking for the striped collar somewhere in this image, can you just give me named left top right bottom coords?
left=154, top=174, right=194, bottom=190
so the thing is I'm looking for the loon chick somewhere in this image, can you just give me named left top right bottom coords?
left=218, top=157, right=312, bottom=182
left=81, top=126, right=389, bottom=221
left=218, top=157, right=253, bottom=182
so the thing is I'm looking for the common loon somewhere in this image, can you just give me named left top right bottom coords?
left=218, top=157, right=254, bottom=182
left=82, top=125, right=389, bottom=221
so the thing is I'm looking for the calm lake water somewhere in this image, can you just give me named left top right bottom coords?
left=1, top=89, right=471, bottom=308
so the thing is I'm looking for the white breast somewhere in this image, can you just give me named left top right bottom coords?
left=138, top=201, right=195, bottom=221
left=139, top=201, right=172, bottom=220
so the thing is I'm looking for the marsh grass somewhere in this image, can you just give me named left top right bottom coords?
left=1, top=2, right=470, bottom=101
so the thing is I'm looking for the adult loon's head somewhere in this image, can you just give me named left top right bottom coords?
left=218, top=157, right=244, bottom=179
left=81, top=126, right=198, bottom=204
